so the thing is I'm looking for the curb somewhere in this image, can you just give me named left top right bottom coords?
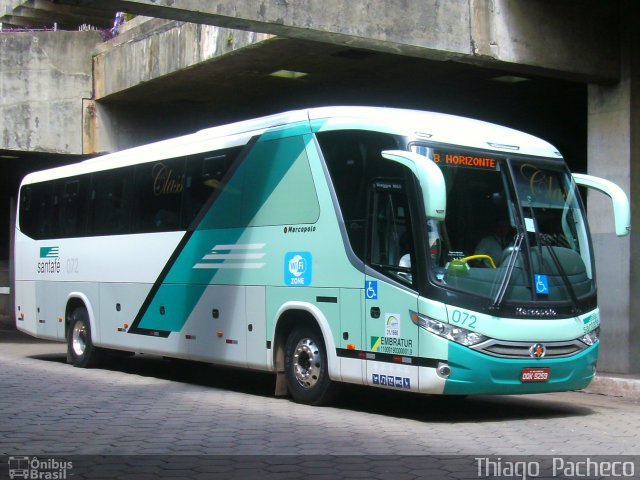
left=583, top=374, right=640, bottom=400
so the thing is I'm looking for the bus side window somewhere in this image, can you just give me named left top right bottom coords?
left=58, top=178, right=87, bottom=237
left=317, top=130, right=400, bottom=262
left=181, top=147, right=242, bottom=229
left=18, top=186, right=34, bottom=237
left=29, top=182, right=59, bottom=239
left=132, top=158, right=186, bottom=233
left=19, top=183, right=53, bottom=239
left=367, top=180, right=415, bottom=285
left=89, top=168, right=133, bottom=236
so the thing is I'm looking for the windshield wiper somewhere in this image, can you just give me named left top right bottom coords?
left=543, top=239, right=581, bottom=314
left=526, top=205, right=580, bottom=314
left=490, top=231, right=524, bottom=311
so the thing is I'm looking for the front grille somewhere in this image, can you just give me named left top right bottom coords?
left=471, top=339, right=587, bottom=359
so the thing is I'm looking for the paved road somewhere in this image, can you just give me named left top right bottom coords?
left=1, top=330, right=638, bottom=479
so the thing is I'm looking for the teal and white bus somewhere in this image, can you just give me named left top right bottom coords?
left=14, top=106, right=630, bottom=404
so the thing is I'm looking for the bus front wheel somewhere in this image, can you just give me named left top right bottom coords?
left=67, top=307, right=101, bottom=368
left=284, top=326, right=337, bottom=405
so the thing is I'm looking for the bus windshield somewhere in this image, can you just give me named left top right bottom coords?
left=412, top=145, right=595, bottom=308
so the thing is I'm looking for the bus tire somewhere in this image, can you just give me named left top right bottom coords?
left=67, top=307, right=101, bottom=368
left=284, top=326, right=337, bottom=405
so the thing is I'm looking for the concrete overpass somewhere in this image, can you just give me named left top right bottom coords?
left=14, top=0, right=622, bottom=81
left=0, top=0, right=638, bottom=374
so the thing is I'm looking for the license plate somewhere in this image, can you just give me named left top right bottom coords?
left=520, top=367, right=550, bottom=383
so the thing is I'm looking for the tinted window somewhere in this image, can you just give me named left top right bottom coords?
left=368, top=180, right=416, bottom=285
left=18, top=145, right=245, bottom=239
left=58, top=178, right=87, bottom=237
left=316, top=130, right=401, bottom=260
left=131, top=158, right=186, bottom=233
left=19, top=182, right=59, bottom=239
left=181, top=147, right=242, bottom=229
left=89, top=168, right=133, bottom=236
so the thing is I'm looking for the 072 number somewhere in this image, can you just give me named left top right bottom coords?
left=450, top=309, right=477, bottom=328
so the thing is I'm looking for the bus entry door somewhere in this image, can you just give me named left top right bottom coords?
left=364, top=179, right=419, bottom=391
left=364, top=278, right=419, bottom=391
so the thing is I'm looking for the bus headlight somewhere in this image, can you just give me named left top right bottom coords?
left=410, top=311, right=488, bottom=346
left=579, top=327, right=600, bottom=346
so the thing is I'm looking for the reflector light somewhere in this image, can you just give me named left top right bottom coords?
left=347, top=343, right=356, bottom=350
left=269, top=69, right=308, bottom=79
left=487, top=142, right=520, bottom=151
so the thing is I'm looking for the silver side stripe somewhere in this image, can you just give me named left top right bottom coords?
left=193, top=262, right=265, bottom=269
left=213, top=243, right=265, bottom=250
left=193, top=243, right=266, bottom=270
left=202, top=253, right=265, bottom=260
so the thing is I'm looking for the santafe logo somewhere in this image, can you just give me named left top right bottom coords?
left=529, top=343, right=546, bottom=358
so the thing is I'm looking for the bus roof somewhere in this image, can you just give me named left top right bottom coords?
left=308, top=106, right=560, bottom=158
left=21, top=106, right=561, bottom=185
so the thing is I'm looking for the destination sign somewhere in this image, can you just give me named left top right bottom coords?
left=433, top=152, right=497, bottom=170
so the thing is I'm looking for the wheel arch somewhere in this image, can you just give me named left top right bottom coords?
left=65, top=292, right=97, bottom=342
left=272, top=301, right=340, bottom=382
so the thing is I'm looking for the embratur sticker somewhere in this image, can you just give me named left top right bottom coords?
left=385, top=314, right=400, bottom=338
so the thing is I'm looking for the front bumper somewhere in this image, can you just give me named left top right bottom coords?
left=442, top=341, right=598, bottom=395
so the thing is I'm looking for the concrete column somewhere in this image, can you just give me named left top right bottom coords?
left=587, top=1, right=639, bottom=374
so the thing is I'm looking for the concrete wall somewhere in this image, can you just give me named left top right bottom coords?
left=587, top=1, right=639, bottom=373
left=0, top=30, right=102, bottom=154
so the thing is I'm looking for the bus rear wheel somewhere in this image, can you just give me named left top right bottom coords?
left=67, top=307, right=101, bottom=368
left=284, top=326, right=337, bottom=405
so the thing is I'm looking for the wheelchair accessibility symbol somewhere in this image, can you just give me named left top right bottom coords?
left=535, top=274, right=549, bottom=295
left=365, top=280, right=378, bottom=300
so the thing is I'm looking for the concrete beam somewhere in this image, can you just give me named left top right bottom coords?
left=11, top=6, right=66, bottom=27
left=92, top=18, right=273, bottom=100
left=24, top=0, right=114, bottom=28
left=83, top=18, right=278, bottom=153
left=29, top=0, right=115, bottom=18
left=1, top=0, right=115, bottom=29
left=57, top=0, right=620, bottom=82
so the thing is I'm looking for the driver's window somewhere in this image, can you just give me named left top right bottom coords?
left=367, top=180, right=415, bottom=284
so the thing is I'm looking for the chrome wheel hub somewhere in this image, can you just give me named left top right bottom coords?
left=72, top=321, right=87, bottom=357
left=293, top=338, right=321, bottom=389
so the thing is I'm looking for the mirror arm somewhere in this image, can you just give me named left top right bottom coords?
left=381, top=150, right=446, bottom=220
left=573, top=173, right=630, bottom=237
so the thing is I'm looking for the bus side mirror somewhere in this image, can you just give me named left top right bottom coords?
left=381, top=150, right=446, bottom=220
left=572, top=173, right=630, bottom=237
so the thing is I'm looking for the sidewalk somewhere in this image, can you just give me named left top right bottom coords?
left=1, top=328, right=638, bottom=400
left=584, top=372, right=640, bottom=400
